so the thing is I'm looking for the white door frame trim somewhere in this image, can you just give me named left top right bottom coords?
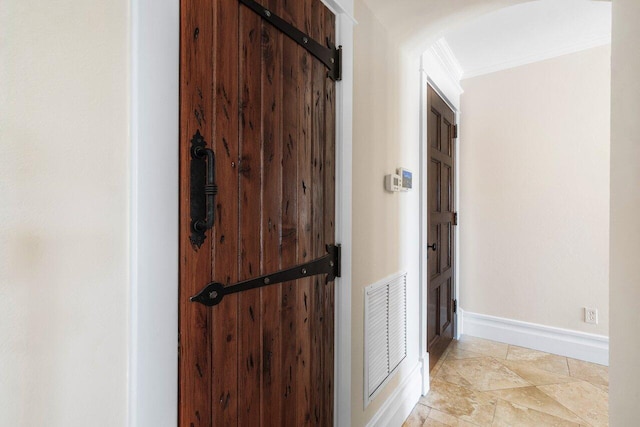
left=129, top=0, right=354, bottom=425
left=418, top=61, right=430, bottom=396
left=418, top=48, right=463, bottom=397
left=129, top=0, right=179, bottom=426
left=331, top=3, right=356, bottom=426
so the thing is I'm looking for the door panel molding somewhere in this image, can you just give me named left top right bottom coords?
left=426, top=84, right=456, bottom=370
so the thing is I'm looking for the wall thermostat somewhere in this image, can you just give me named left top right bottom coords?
left=385, top=174, right=402, bottom=192
left=385, top=168, right=412, bottom=192
left=397, top=168, right=412, bottom=191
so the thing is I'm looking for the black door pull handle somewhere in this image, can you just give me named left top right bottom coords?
left=427, top=243, right=437, bottom=251
left=190, top=131, right=217, bottom=248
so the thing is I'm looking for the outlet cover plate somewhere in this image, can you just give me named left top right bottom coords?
left=584, top=307, right=598, bottom=325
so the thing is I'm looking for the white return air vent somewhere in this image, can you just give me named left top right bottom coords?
left=364, top=272, right=407, bottom=405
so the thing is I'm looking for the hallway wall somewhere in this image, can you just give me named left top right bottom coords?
left=610, top=0, right=640, bottom=422
left=352, top=1, right=423, bottom=424
left=0, top=0, right=129, bottom=425
left=459, top=46, right=611, bottom=337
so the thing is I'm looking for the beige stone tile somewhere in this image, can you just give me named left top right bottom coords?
left=426, top=408, right=481, bottom=426
left=411, top=339, right=610, bottom=427
left=442, top=357, right=531, bottom=391
left=403, top=403, right=431, bottom=427
left=420, top=379, right=497, bottom=426
left=506, top=345, right=570, bottom=376
left=500, top=359, right=576, bottom=386
left=433, top=360, right=474, bottom=389
left=442, top=344, right=453, bottom=359
left=423, top=419, right=449, bottom=427
left=451, top=336, right=509, bottom=359
left=487, top=386, right=583, bottom=423
left=591, top=382, right=609, bottom=394
left=538, top=381, right=609, bottom=426
left=567, top=358, right=609, bottom=390
left=492, top=400, right=581, bottom=427
left=431, top=341, right=458, bottom=382
left=445, top=347, right=486, bottom=360
left=431, top=353, right=448, bottom=378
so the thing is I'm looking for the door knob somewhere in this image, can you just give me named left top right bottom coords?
left=427, top=243, right=437, bottom=251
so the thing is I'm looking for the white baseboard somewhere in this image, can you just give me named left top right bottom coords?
left=420, top=353, right=430, bottom=396
left=365, top=362, right=422, bottom=427
left=462, top=310, right=609, bottom=366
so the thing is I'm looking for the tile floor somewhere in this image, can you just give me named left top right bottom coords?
left=403, top=336, right=609, bottom=427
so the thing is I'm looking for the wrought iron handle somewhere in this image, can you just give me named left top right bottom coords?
left=191, top=244, right=341, bottom=307
left=427, top=243, right=437, bottom=252
left=192, top=145, right=216, bottom=232
left=189, top=131, right=217, bottom=248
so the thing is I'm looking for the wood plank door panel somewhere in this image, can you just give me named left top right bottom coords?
left=178, top=0, right=336, bottom=425
left=427, top=85, right=456, bottom=371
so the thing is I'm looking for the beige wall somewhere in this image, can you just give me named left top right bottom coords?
left=610, top=0, right=640, bottom=422
left=352, top=0, right=398, bottom=422
left=0, top=0, right=130, bottom=425
left=459, top=46, right=611, bottom=336
left=353, top=0, right=423, bottom=424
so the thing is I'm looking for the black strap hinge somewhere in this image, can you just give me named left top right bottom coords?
left=239, top=0, right=342, bottom=81
left=191, top=244, right=341, bottom=307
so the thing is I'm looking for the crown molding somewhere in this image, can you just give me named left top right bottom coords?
left=429, top=38, right=464, bottom=82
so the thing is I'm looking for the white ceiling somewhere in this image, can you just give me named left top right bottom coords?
left=443, top=0, right=612, bottom=79
left=361, top=0, right=532, bottom=53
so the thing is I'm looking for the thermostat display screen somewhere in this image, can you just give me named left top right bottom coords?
left=401, top=169, right=412, bottom=189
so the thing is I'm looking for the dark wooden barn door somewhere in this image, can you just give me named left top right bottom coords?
left=426, top=85, right=456, bottom=371
left=178, top=0, right=337, bottom=425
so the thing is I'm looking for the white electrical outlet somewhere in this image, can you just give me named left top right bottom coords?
left=584, top=307, right=598, bottom=325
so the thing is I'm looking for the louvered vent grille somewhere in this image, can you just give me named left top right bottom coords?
left=364, top=272, right=407, bottom=403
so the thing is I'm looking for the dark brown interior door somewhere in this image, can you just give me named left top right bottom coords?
left=178, top=0, right=337, bottom=425
left=426, top=85, right=456, bottom=371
